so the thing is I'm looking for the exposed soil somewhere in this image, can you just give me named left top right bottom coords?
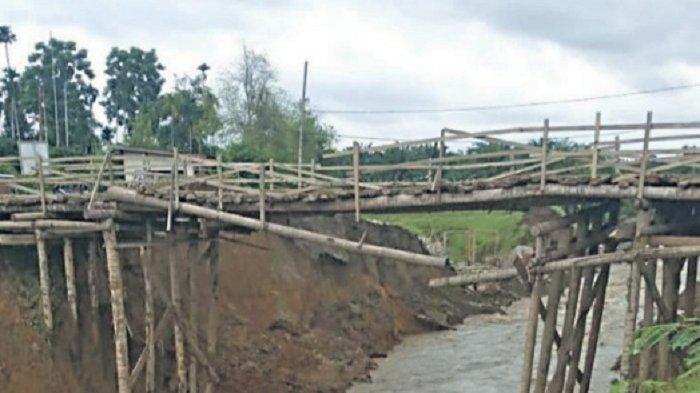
left=0, top=214, right=522, bottom=392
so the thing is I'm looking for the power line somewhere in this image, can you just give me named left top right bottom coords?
left=314, top=82, right=700, bottom=115
left=337, top=134, right=408, bottom=142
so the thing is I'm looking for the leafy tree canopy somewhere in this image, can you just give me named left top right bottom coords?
left=102, top=47, right=164, bottom=133
left=218, top=47, right=336, bottom=162
left=18, top=38, right=99, bottom=151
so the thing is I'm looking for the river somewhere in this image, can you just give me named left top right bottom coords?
left=350, top=265, right=629, bottom=393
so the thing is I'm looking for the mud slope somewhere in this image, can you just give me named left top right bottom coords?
left=209, top=214, right=518, bottom=392
left=0, top=215, right=519, bottom=392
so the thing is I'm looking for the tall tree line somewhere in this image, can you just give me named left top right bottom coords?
left=0, top=25, right=336, bottom=160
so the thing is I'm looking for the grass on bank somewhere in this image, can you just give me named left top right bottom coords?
left=366, top=211, right=529, bottom=263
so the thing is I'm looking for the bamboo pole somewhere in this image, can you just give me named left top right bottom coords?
left=63, top=237, right=78, bottom=322
left=590, top=112, right=601, bottom=182
left=429, top=245, right=700, bottom=286
left=106, top=186, right=448, bottom=267
left=34, top=159, right=47, bottom=214
left=189, top=230, right=199, bottom=393
left=539, top=119, right=549, bottom=191
left=548, top=267, right=583, bottom=392
left=129, top=308, right=172, bottom=389
left=658, top=258, right=682, bottom=381
left=259, top=163, right=266, bottom=225
left=579, top=264, right=611, bottom=393
left=353, top=141, right=361, bottom=222
left=687, top=257, right=698, bottom=318
left=639, top=259, right=657, bottom=380
left=103, top=220, right=131, bottom=393
left=205, top=224, right=219, bottom=393
left=563, top=268, right=596, bottom=393
left=636, top=112, right=652, bottom=200
left=533, top=270, right=563, bottom=393
left=167, top=148, right=178, bottom=232
left=520, top=275, right=543, bottom=393
left=34, top=229, right=53, bottom=331
left=169, top=231, right=187, bottom=393
left=216, top=153, right=223, bottom=210
left=620, top=207, right=651, bottom=379
left=87, top=237, right=100, bottom=344
left=88, top=150, right=112, bottom=210
left=142, top=221, right=156, bottom=393
left=434, top=128, right=445, bottom=192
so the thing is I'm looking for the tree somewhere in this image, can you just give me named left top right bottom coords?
left=2, top=68, right=28, bottom=139
left=218, top=47, right=335, bottom=162
left=18, top=38, right=99, bottom=151
left=101, top=47, right=164, bottom=134
left=127, top=66, right=221, bottom=153
left=0, top=25, right=19, bottom=140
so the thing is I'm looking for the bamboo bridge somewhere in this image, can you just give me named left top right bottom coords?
left=2, top=111, right=700, bottom=392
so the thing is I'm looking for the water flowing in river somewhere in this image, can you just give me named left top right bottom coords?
left=351, top=265, right=629, bottom=393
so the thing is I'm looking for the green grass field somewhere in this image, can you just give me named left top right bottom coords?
left=366, top=211, right=529, bottom=263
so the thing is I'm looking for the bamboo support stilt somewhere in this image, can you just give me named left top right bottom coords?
left=563, top=268, right=596, bottom=393
left=686, top=257, right=697, bottom=318
left=205, top=224, right=219, bottom=393
left=579, top=264, right=610, bottom=393
left=620, top=207, right=652, bottom=379
left=87, top=237, right=100, bottom=343
left=169, top=231, right=187, bottom=393
left=103, top=220, right=131, bottom=393
left=189, top=231, right=199, bottom=393
left=548, top=267, right=583, bottom=392
left=520, top=275, right=543, bottom=393
left=534, top=270, right=563, bottom=393
left=658, top=258, right=682, bottom=381
left=639, top=259, right=657, bottom=380
left=63, top=237, right=78, bottom=322
left=35, top=229, right=53, bottom=331
left=142, top=221, right=156, bottom=393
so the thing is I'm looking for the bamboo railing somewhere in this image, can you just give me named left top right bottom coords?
left=2, top=112, right=700, bottom=219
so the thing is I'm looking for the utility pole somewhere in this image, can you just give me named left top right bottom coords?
left=297, top=61, right=308, bottom=189
left=63, top=81, right=69, bottom=146
left=49, top=32, right=60, bottom=146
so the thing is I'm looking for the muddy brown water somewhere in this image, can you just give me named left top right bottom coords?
left=351, top=265, right=629, bottom=393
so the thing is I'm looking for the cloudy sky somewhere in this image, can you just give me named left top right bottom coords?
left=5, top=1, right=700, bottom=148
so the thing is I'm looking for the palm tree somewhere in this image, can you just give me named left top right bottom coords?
left=0, top=26, right=18, bottom=140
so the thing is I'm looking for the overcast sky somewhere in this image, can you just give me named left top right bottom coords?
left=5, top=1, right=700, bottom=148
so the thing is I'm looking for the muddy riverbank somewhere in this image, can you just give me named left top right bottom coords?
left=0, top=215, right=521, bottom=392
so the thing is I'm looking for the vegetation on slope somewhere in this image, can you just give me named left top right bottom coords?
left=366, top=211, right=528, bottom=263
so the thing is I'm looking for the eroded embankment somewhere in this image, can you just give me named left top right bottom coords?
left=0, top=215, right=521, bottom=392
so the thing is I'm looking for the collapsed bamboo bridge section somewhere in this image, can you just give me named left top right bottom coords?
left=2, top=111, right=700, bottom=391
